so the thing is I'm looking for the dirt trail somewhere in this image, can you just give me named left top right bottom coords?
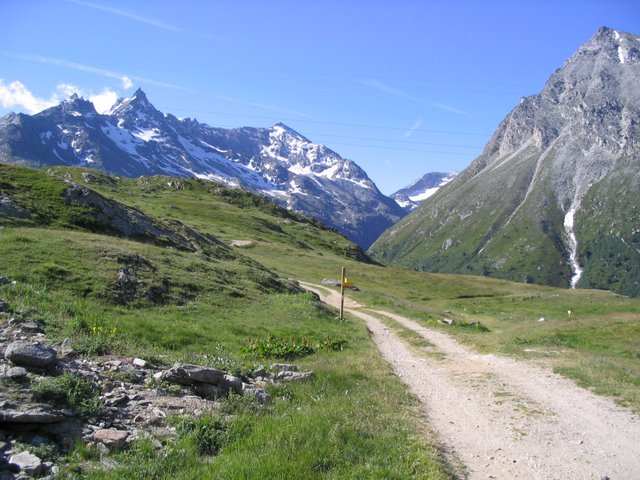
left=301, top=282, right=640, bottom=480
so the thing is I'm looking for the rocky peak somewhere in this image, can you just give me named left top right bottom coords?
left=61, top=94, right=97, bottom=116
left=109, top=88, right=160, bottom=121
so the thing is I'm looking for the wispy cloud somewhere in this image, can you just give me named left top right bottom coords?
left=402, top=118, right=423, bottom=138
left=68, top=0, right=224, bottom=42
left=214, top=94, right=313, bottom=119
left=361, top=79, right=418, bottom=101
left=0, top=80, right=118, bottom=114
left=433, top=102, right=470, bottom=116
left=68, top=0, right=181, bottom=32
left=0, top=51, right=192, bottom=92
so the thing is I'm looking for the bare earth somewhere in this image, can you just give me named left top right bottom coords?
left=301, top=283, right=640, bottom=480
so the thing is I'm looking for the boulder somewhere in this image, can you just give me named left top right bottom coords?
left=8, top=451, right=43, bottom=476
left=164, top=363, right=226, bottom=386
left=94, top=428, right=129, bottom=451
left=4, top=341, right=57, bottom=368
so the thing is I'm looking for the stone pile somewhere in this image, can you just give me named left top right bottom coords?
left=0, top=292, right=314, bottom=478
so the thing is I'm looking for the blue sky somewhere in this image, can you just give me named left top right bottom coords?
left=1, top=1, right=638, bottom=194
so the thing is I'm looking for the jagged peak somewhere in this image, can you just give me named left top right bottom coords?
left=61, top=93, right=97, bottom=115
left=109, top=88, right=158, bottom=116
left=271, top=123, right=310, bottom=142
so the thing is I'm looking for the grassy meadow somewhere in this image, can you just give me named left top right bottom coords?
left=1, top=164, right=638, bottom=478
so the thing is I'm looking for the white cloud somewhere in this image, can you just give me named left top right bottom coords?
left=90, top=88, right=118, bottom=113
left=121, top=76, right=133, bottom=89
left=0, top=80, right=58, bottom=113
left=0, top=80, right=118, bottom=115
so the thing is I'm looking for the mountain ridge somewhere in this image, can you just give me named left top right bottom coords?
left=0, top=89, right=406, bottom=249
left=369, top=26, right=640, bottom=297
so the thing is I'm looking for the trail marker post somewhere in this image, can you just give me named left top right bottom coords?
left=340, top=266, right=346, bottom=321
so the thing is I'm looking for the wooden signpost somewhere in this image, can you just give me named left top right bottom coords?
left=340, top=266, right=346, bottom=321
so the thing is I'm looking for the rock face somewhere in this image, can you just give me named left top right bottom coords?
left=0, top=90, right=405, bottom=249
left=370, top=27, right=640, bottom=297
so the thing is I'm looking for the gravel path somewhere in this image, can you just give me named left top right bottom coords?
left=301, top=282, right=640, bottom=480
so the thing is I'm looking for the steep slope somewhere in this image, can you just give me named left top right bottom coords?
left=0, top=90, right=405, bottom=248
left=370, top=27, right=640, bottom=297
left=391, top=172, right=457, bottom=210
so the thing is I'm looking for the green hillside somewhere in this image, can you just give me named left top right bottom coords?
left=1, top=164, right=639, bottom=478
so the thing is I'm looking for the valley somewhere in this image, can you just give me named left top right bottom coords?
left=2, top=164, right=638, bottom=478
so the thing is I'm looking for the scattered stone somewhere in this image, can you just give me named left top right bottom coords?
left=243, top=388, right=273, bottom=405
left=19, top=321, right=45, bottom=334
left=0, top=301, right=9, bottom=314
left=4, top=341, right=57, bottom=368
left=321, top=278, right=341, bottom=287
left=8, top=451, right=43, bottom=476
left=132, top=358, right=148, bottom=368
left=441, top=318, right=454, bottom=325
left=222, top=374, right=243, bottom=394
left=0, top=277, right=14, bottom=286
left=276, top=370, right=314, bottom=382
left=538, top=317, right=545, bottom=323
left=93, top=428, right=129, bottom=452
left=3, top=366, right=28, bottom=380
left=272, top=363, right=298, bottom=372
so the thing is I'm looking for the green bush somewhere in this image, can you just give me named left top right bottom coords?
left=34, top=373, right=103, bottom=417
left=170, top=414, right=229, bottom=455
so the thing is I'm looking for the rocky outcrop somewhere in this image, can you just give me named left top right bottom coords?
left=0, top=296, right=314, bottom=478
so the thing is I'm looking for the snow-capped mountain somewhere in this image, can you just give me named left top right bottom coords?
left=0, top=89, right=406, bottom=248
left=391, top=172, right=457, bottom=210
left=370, top=27, right=640, bottom=297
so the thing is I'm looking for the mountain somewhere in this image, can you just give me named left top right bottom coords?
left=0, top=89, right=405, bottom=249
left=391, top=172, right=457, bottom=210
left=369, top=27, right=640, bottom=297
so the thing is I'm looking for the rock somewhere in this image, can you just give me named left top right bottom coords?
left=276, top=371, right=314, bottom=382
left=440, top=318, right=454, bottom=325
left=132, top=358, right=148, bottom=368
left=0, top=301, right=9, bottom=313
left=8, top=451, right=43, bottom=476
left=3, top=367, right=28, bottom=380
left=272, top=363, right=299, bottom=372
left=0, top=404, right=66, bottom=423
left=0, top=277, right=14, bottom=286
left=19, top=321, right=45, bottom=333
left=193, top=383, right=222, bottom=400
left=321, top=278, right=341, bottom=287
left=93, top=428, right=129, bottom=451
left=164, top=363, right=226, bottom=386
left=252, top=366, right=267, bottom=378
left=4, top=341, right=57, bottom=368
left=221, top=374, right=243, bottom=394
left=243, top=388, right=273, bottom=405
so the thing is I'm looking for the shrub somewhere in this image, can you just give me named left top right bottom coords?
left=243, top=335, right=315, bottom=359
left=34, top=373, right=103, bottom=417
left=170, top=414, right=229, bottom=455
